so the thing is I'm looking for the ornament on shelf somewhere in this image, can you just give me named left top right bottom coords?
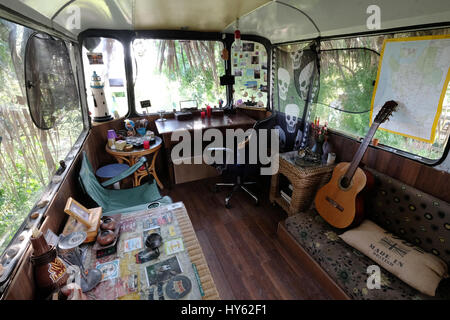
left=90, top=71, right=113, bottom=123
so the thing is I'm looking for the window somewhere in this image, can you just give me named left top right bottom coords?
left=231, top=40, right=268, bottom=108
left=132, top=39, right=226, bottom=114
left=82, top=37, right=128, bottom=119
left=0, top=19, right=84, bottom=255
left=309, top=28, right=450, bottom=162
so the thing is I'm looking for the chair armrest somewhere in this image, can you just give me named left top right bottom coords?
left=101, top=156, right=147, bottom=187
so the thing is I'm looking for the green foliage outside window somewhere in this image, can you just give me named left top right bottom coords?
left=0, top=20, right=83, bottom=254
left=310, top=30, right=450, bottom=161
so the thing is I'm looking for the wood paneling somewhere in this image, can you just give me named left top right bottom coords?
left=328, top=132, right=450, bottom=203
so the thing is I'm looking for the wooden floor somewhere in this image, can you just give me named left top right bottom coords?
left=163, top=177, right=331, bottom=300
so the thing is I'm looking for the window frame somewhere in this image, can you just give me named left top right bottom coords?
left=78, top=29, right=272, bottom=117
left=131, top=37, right=228, bottom=115
left=0, top=21, right=89, bottom=288
left=277, top=31, right=450, bottom=167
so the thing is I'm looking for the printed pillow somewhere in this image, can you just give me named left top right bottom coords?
left=339, top=219, right=448, bottom=296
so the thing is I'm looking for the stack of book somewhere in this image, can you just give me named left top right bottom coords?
left=279, top=175, right=293, bottom=204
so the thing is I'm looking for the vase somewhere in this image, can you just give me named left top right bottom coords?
left=311, top=140, right=323, bottom=155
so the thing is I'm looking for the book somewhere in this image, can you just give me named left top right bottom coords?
left=280, top=190, right=292, bottom=204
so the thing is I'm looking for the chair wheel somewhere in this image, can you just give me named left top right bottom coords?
left=225, top=198, right=231, bottom=209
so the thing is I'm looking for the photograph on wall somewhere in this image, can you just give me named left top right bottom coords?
left=243, top=42, right=255, bottom=52
left=87, top=52, right=104, bottom=64
left=254, top=69, right=260, bottom=79
left=234, top=69, right=242, bottom=76
left=251, top=56, right=259, bottom=64
left=245, top=81, right=258, bottom=90
left=109, top=78, right=124, bottom=87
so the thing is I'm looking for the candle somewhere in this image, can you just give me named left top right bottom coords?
left=327, top=152, right=336, bottom=165
left=143, top=140, right=150, bottom=149
left=201, top=111, right=206, bottom=119
left=206, top=105, right=212, bottom=118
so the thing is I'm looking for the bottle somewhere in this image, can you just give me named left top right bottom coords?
left=30, top=228, right=68, bottom=297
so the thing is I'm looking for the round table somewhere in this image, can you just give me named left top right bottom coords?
left=105, top=136, right=163, bottom=189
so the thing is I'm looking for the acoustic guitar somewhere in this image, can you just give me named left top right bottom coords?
left=314, top=100, right=398, bottom=229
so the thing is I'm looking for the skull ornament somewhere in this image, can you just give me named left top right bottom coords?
left=277, top=68, right=290, bottom=101
left=298, top=61, right=314, bottom=100
left=285, top=104, right=300, bottom=134
left=290, top=50, right=303, bottom=70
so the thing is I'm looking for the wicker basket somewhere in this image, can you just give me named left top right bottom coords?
left=270, top=152, right=335, bottom=216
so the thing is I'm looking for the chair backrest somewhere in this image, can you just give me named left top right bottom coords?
left=79, top=151, right=109, bottom=208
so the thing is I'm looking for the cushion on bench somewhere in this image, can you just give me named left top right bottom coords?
left=284, top=209, right=450, bottom=299
left=364, top=168, right=450, bottom=267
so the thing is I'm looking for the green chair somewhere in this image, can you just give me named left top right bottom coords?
left=79, top=151, right=172, bottom=215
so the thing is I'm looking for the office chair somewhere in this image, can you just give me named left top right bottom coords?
left=208, top=113, right=277, bottom=208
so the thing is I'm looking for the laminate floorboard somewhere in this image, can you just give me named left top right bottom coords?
left=164, top=177, right=331, bottom=300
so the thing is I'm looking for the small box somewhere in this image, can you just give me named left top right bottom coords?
left=115, top=140, right=126, bottom=151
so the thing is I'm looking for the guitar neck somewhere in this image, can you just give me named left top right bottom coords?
left=344, top=123, right=380, bottom=182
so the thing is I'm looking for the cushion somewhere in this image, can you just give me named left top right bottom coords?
left=364, top=168, right=450, bottom=267
left=340, top=220, right=448, bottom=296
left=284, top=209, right=450, bottom=299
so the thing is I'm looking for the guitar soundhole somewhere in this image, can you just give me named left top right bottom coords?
left=341, top=177, right=350, bottom=188
left=338, top=176, right=352, bottom=191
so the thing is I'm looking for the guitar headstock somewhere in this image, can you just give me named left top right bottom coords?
left=374, top=100, right=398, bottom=124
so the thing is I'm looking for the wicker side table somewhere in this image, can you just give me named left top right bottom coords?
left=270, top=151, right=335, bottom=216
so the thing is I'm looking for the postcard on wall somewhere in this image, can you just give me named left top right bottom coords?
left=245, top=81, right=258, bottom=90
left=109, top=78, right=124, bottom=87
left=246, top=69, right=254, bottom=77
left=243, top=42, right=255, bottom=52
left=254, top=69, right=261, bottom=79
left=234, top=69, right=242, bottom=77
left=96, top=259, right=120, bottom=282
left=87, top=52, right=103, bottom=64
left=124, top=237, right=143, bottom=253
left=164, top=238, right=185, bottom=256
left=251, top=56, right=259, bottom=64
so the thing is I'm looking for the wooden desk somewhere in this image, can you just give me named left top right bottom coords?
left=155, top=112, right=257, bottom=186
left=105, top=136, right=163, bottom=188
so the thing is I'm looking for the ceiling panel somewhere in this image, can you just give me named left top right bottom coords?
left=133, top=0, right=271, bottom=32
left=19, top=0, right=68, bottom=19
left=225, top=0, right=450, bottom=43
left=52, top=0, right=133, bottom=34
